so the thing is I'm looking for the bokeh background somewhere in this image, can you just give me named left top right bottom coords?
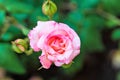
left=0, top=0, right=120, bottom=80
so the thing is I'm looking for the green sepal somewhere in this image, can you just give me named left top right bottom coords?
left=62, top=62, right=73, bottom=68
left=12, top=43, right=23, bottom=53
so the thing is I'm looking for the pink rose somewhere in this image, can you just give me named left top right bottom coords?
left=28, top=21, right=80, bottom=69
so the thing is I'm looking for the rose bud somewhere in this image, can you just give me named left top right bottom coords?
left=42, top=0, right=57, bottom=19
left=12, top=39, right=28, bottom=53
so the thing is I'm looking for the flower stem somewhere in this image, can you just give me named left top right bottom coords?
left=48, top=15, right=52, bottom=20
left=0, top=17, right=10, bottom=40
left=37, top=66, right=43, bottom=70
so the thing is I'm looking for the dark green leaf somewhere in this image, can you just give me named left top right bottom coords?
left=63, top=10, right=83, bottom=32
left=80, top=0, right=99, bottom=10
left=0, top=43, right=26, bottom=74
left=79, top=15, right=105, bottom=52
left=102, top=0, right=120, bottom=15
left=5, top=1, right=33, bottom=13
left=111, top=29, right=120, bottom=41
left=80, top=28, right=104, bottom=52
left=21, top=28, right=30, bottom=36
left=117, top=71, right=120, bottom=80
left=1, top=32, right=14, bottom=41
left=0, top=10, right=5, bottom=25
left=29, top=8, right=48, bottom=25
left=71, top=0, right=99, bottom=10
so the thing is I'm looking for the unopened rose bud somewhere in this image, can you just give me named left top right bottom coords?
left=12, top=39, right=28, bottom=53
left=42, top=0, right=57, bottom=19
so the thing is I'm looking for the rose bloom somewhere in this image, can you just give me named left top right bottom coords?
left=28, top=21, right=80, bottom=69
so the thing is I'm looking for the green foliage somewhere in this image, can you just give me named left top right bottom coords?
left=1, top=32, right=14, bottom=41
left=1, top=25, right=22, bottom=41
left=111, top=29, right=120, bottom=41
left=0, top=0, right=120, bottom=78
left=0, top=43, right=26, bottom=74
left=102, top=0, right=120, bottom=15
left=0, top=1, right=34, bottom=13
left=21, top=27, right=30, bottom=36
left=80, top=28, right=104, bottom=52
left=80, top=15, right=105, bottom=52
left=20, top=52, right=41, bottom=69
left=80, top=0, right=99, bottom=10
left=117, top=71, right=120, bottom=80
left=64, top=10, right=82, bottom=32
left=105, top=13, right=120, bottom=28
left=0, top=10, right=5, bottom=25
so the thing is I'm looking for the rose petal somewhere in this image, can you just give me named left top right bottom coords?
left=37, top=35, right=47, bottom=50
left=28, top=28, right=40, bottom=51
left=37, top=21, right=57, bottom=34
left=66, top=50, right=80, bottom=64
left=39, top=55, right=52, bottom=69
left=54, top=61, right=64, bottom=66
left=72, top=35, right=80, bottom=50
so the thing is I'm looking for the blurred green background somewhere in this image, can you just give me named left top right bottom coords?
left=0, top=0, right=120, bottom=80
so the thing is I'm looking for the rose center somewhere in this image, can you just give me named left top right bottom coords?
left=48, top=36, right=66, bottom=54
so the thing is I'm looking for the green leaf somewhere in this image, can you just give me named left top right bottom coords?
left=5, top=1, right=33, bottom=13
left=0, top=43, right=26, bottom=74
left=111, top=29, right=120, bottom=41
left=29, top=7, right=47, bottom=25
left=105, top=13, right=120, bottom=28
left=80, top=28, right=104, bottom=52
left=102, top=0, right=120, bottom=15
left=1, top=32, right=14, bottom=41
left=80, top=0, right=99, bottom=10
left=21, top=27, right=30, bottom=36
left=12, top=13, right=28, bottom=22
left=7, top=25, right=22, bottom=38
left=0, top=0, right=3, bottom=2
left=106, top=19, right=119, bottom=28
left=71, top=0, right=99, bottom=10
left=21, top=52, right=41, bottom=69
left=87, top=15, right=106, bottom=29
left=79, top=15, right=105, bottom=53
left=117, top=71, right=120, bottom=80
left=0, top=10, right=5, bottom=25
left=63, top=10, right=83, bottom=32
